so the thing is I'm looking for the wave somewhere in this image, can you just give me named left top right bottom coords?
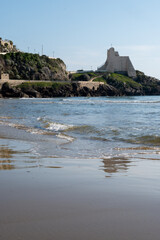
left=37, top=117, right=97, bottom=134
left=0, top=120, right=56, bottom=136
left=37, top=117, right=74, bottom=132
left=136, top=135, right=160, bottom=145
left=118, top=134, right=160, bottom=146
left=0, top=119, right=75, bottom=144
left=61, top=98, right=160, bottom=105
left=56, top=133, right=75, bottom=142
left=32, top=101, right=55, bottom=104
left=90, top=136, right=109, bottom=142
left=46, top=122, right=74, bottom=132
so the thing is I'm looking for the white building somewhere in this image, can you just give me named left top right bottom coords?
left=98, top=47, right=136, bottom=78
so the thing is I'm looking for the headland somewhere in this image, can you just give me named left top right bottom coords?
left=0, top=38, right=160, bottom=98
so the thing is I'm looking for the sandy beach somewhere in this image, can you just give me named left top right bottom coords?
left=1, top=97, right=160, bottom=240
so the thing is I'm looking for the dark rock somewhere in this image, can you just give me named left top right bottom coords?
left=96, top=84, right=119, bottom=96
left=1, top=82, right=22, bottom=98
left=22, top=88, right=42, bottom=98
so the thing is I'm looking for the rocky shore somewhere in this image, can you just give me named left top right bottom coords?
left=1, top=70, right=160, bottom=98
left=0, top=81, right=117, bottom=98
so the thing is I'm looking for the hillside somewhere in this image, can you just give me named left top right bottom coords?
left=0, top=52, right=68, bottom=81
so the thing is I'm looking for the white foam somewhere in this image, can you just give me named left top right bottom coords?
left=56, top=133, right=75, bottom=142
left=61, top=99, right=160, bottom=105
left=46, top=122, right=73, bottom=132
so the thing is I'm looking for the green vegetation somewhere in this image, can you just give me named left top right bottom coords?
left=71, top=72, right=100, bottom=81
left=0, top=52, right=68, bottom=80
left=17, top=81, right=71, bottom=89
left=71, top=73, right=85, bottom=81
left=71, top=72, right=141, bottom=89
left=87, top=72, right=97, bottom=77
left=106, top=73, right=142, bottom=89
left=71, top=73, right=90, bottom=81
left=93, top=76, right=106, bottom=83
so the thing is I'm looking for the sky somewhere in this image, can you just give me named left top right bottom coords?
left=1, top=0, right=160, bottom=78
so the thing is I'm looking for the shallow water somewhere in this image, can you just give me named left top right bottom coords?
left=0, top=96, right=160, bottom=240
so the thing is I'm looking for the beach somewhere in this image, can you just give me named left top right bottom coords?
left=1, top=96, right=160, bottom=240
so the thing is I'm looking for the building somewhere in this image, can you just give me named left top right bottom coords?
left=1, top=73, right=9, bottom=81
left=97, top=47, right=136, bottom=78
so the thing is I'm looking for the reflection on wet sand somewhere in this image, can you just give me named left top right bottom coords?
left=0, top=162, right=15, bottom=170
left=0, top=145, right=63, bottom=170
left=102, top=156, right=131, bottom=176
left=0, top=146, right=19, bottom=158
left=101, top=146, right=160, bottom=177
left=0, top=146, right=17, bottom=170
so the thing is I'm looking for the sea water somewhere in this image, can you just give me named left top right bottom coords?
left=0, top=96, right=160, bottom=240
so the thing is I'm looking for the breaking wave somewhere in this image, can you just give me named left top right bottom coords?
left=45, top=122, right=74, bottom=132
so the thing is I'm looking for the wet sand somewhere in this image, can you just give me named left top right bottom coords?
left=1, top=139, right=160, bottom=240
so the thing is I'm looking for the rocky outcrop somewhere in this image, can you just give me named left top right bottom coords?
left=1, top=82, right=23, bottom=98
left=135, top=71, right=160, bottom=95
left=1, top=69, right=160, bottom=98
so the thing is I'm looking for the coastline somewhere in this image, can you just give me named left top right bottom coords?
left=1, top=70, right=160, bottom=98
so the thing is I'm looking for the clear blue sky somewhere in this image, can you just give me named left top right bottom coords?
left=1, top=0, right=160, bottom=78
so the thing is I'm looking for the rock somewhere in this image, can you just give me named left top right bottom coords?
left=96, top=84, right=119, bottom=96
left=21, top=93, right=29, bottom=98
left=1, top=82, right=22, bottom=97
left=22, top=88, right=42, bottom=98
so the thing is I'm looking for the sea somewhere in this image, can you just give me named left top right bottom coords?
left=0, top=96, right=160, bottom=240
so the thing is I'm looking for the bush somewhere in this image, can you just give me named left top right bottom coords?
left=71, top=73, right=90, bottom=81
